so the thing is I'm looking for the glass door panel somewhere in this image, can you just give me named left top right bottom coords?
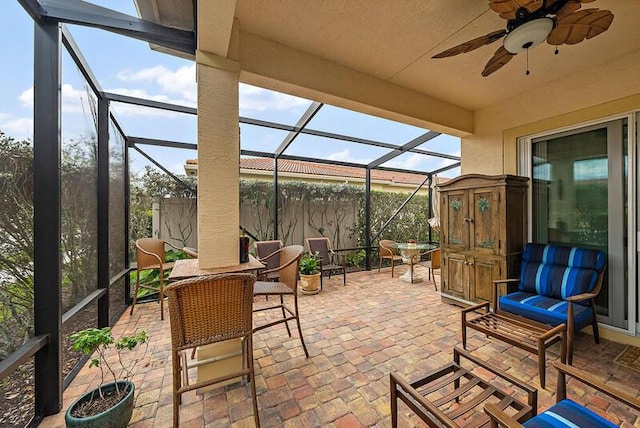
left=531, top=119, right=627, bottom=328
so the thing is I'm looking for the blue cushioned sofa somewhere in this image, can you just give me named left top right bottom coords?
left=492, top=243, right=607, bottom=362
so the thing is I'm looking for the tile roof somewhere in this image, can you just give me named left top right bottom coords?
left=187, top=158, right=429, bottom=185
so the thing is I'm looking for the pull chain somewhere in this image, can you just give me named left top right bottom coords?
left=555, top=45, right=559, bottom=55
left=526, top=49, right=530, bottom=75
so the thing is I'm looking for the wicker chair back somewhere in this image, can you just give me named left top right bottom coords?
left=278, top=245, right=304, bottom=291
left=379, top=239, right=397, bottom=257
left=166, top=273, right=256, bottom=352
left=306, top=237, right=331, bottom=264
left=136, top=238, right=166, bottom=268
left=254, top=240, right=283, bottom=271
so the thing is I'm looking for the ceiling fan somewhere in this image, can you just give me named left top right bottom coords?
left=432, top=0, right=614, bottom=77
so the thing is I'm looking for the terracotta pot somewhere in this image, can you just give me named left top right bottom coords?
left=300, top=273, right=321, bottom=295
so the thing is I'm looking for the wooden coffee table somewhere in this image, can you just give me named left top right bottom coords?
left=461, top=302, right=566, bottom=389
left=390, top=347, right=537, bottom=427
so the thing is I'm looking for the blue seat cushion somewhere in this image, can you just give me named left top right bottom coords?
left=499, top=291, right=594, bottom=331
left=523, top=399, right=617, bottom=427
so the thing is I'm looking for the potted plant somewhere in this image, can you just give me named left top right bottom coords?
left=299, top=251, right=321, bottom=295
left=65, top=327, right=149, bottom=428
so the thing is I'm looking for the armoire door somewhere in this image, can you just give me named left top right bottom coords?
left=469, top=187, right=500, bottom=256
left=442, top=189, right=469, bottom=251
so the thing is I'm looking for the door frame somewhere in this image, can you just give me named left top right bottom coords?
left=517, top=112, right=637, bottom=337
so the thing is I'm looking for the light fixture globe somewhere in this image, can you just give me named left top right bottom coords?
left=503, top=17, right=554, bottom=54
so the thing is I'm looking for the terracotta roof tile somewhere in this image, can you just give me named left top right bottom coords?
left=187, top=158, right=430, bottom=186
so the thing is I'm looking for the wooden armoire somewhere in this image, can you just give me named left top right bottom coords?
left=439, top=174, right=528, bottom=304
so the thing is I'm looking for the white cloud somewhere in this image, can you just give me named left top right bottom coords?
left=385, top=153, right=425, bottom=170
left=18, top=84, right=96, bottom=115
left=435, top=150, right=461, bottom=170
left=114, top=65, right=310, bottom=116
left=18, top=87, right=33, bottom=107
left=326, top=149, right=372, bottom=164
left=239, top=83, right=309, bottom=113
left=108, top=88, right=194, bottom=117
left=0, top=113, right=33, bottom=138
left=117, top=64, right=196, bottom=103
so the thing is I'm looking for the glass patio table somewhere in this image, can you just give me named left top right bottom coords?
left=391, top=242, right=437, bottom=284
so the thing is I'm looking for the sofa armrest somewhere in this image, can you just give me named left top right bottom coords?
left=491, top=278, right=520, bottom=313
left=566, top=292, right=598, bottom=302
left=554, top=361, right=640, bottom=411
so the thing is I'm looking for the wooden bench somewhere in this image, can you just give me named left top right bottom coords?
left=390, top=347, right=537, bottom=427
left=462, top=302, right=566, bottom=388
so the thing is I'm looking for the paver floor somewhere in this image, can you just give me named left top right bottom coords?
left=41, top=265, right=640, bottom=427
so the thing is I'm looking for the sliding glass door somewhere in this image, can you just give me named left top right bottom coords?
left=530, top=119, right=628, bottom=328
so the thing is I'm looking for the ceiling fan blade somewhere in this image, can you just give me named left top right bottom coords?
left=543, top=0, right=565, bottom=8
left=481, top=46, right=515, bottom=77
left=489, top=0, right=544, bottom=20
left=555, top=0, right=582, bottom=17
left=547, top=8, right=614, bottom=45
left=432, top=30, right=507, bottom=58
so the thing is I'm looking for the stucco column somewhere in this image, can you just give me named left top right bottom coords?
left=196, top=59, right=240, bottom=269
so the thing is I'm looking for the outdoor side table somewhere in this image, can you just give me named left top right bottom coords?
left=461, top=302, right=567, bottom=389
left=390, top=347, right=537, bottom=427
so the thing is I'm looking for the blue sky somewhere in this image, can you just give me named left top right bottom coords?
left=1, top=1, right=460, bottom=177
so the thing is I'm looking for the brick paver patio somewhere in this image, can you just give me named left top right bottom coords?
left=41, top=264, right=640, bottom=427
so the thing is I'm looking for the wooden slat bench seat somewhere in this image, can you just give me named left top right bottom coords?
left=462, top=302, right=566, bottom=389
left=390, top=347, right=537, bottom=427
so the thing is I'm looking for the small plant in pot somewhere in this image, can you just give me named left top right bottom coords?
left=65, top=327, right=149, bottom=428
left=299, top=251, right=321, bottom=295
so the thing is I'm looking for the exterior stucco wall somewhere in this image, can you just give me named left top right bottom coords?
left=462, top=49, right=640, bottom=174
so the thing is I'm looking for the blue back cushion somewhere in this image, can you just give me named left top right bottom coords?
left=519, top=244, right=606, bottom=300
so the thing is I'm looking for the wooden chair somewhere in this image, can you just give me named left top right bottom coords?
left=378, top=239, right=403, bottom=277
left=423, top=248, right=441, bottom=290
left=485, top=360, right=640, bottom=427
left=165, top=273, right=259, bottom=428
left=131, top=238, right=179, bottom=320
left=391, top=347, right=537, bottom=427
left=305, top=237, right=346, bottom=288
left=254, top=240, right=283, bottom=281
left=253, top=245, right=309, bottom=358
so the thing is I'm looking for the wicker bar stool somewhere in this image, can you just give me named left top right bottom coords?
left=253, top=245, right=309, bottom=358
left=165, top=273, right=260, bottom=428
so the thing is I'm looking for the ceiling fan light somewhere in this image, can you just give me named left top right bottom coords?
left=503, top=17, right=554, bottom=54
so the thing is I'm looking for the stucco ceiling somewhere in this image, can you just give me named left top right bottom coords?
left=136, top=0, right=640, bottom=112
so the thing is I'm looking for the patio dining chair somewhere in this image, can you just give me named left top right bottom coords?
left=422, top=247, right=441, bottom=290
left=131, top=238, right=180, bottom=320
left=253, top=245, right=309, bottom=358
left=254, top=240, right=283, bottom=281
left=165, top=273, right=259, bottom=428
left=378, top=239, right=403, bottom=277
left=305, top=237, right=346, bottom=288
